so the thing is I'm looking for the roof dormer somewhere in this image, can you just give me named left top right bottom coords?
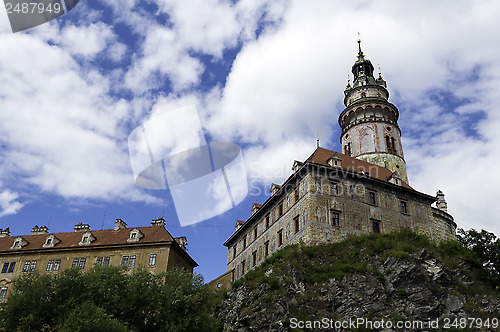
left=11, top=236, right=28, bottom=249
left=327, top=153, right=342, bottom=167
left=292, top=160, right=303, bottom=173
left=127, top=228, right=144, bottom=242
left=43, top=234, right=61, bottom=248
left=235, top=220, right=245, bottom=230
left=78, top=231, right=96, bottom=246
left=270, top=183, right=281, bottom=196
left=251, top=203, right=262, bottom=215
left=388, top=172, right=402, bottom=186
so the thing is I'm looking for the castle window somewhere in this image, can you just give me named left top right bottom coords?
left=331, top=211, right=340, bottom=226
left=368, top=191, right=377, bottom=205
left=252, top=251, right=257, bottom=267
left=294, top=188, right=299, bottom=202
left=372, top=220, right=381, bottom=234
left=129, top=255, right=136, bottom=267
left=72, top=258, right=86, bottom=270
left=386, top=136, right=393, bottom=153
left=149, top=254, right=157, bottom=266
left=0, top=287, right=7, bottom=299
left=242, top=236, right=247, bottom=249
left=1, top=263, right=8, bottom=273
left=121, top=256, right=129, bottom=266
left=391, top=137, right=397, bottom=153
left=102, top=257, right=110, bottom=267
left=264, top=241, right=269, bottom=257
left=253, top=227, right=257, bottom=241
left=232, top=246, right=237, bottom=260
left=345, top=142, right=352, bottom=156
left=96, top=257, right=103, bottom=266
left=7, top=262, right=15, bottom=273
left=241, top=260, right=246, bottom=274
left=46, top=260, right=53, bottom=271
left=23, top=260, right=36, bottom=272
left=294, top=215, right=300, bottom=234
left=53, top=260, right=61, bottom=271
left=278, top=229, right=283, bottom=246
left=278, top=202, right=283, bottom=217
left=400, top=200, right=408, bottom=214
left=330, top=181, right=339, bottom=195
left=265, top=214, right=270, bottom=228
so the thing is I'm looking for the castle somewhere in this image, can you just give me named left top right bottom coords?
left=221, top=41, right=456, bottom=282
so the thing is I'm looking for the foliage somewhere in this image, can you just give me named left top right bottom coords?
left=457, top=228, right=500, bottom=286
left=0, top=266, right=220, bottom=332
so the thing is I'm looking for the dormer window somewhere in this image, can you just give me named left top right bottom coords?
left=327, top=154, right=342, bottom=167
left=11, top=237, right=28, bottom=250
left=127, top=228, right=143, bottom=243
left=43, top=234, right=61, bottom=248
left=78, top=232, right=96, bottom=246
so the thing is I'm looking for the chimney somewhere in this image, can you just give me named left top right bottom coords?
left=74, top=223, right=90, bottom=232
left=114, top=219, right=127, bottom=230
left=31, top=225, right=49, bottom=235
left=151, top=217, right=165, bottom=227
left=0, top=227, right=10, bottom=238
left=436, top=190, right=448, bottom=213
left=174, top=236, right=188, bottom=251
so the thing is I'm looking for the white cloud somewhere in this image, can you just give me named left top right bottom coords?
left=0, top=33, right=156, bottom=204
left=202, top=0, right=500, bottom=236
left=0, top=188, right=23, bottom=217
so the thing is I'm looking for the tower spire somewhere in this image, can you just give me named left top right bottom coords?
left=357, top=38, right=364, bottom=58
left=339, top=41, right=409, bottom=184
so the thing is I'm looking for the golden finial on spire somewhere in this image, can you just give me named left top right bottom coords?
left=357, top=32, right=364, bottom=58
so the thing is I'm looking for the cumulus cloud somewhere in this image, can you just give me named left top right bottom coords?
left=0, top=189, right=23, bottom=217
left=1, top=0, right=499, bottom=237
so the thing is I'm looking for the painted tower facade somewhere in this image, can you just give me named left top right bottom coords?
left=339, top=40, right=408, bottom=183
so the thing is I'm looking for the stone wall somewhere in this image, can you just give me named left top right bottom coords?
left=227, top=171, right=456, bottom=280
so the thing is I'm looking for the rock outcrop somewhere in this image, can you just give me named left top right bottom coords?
left=214, top=232, right=500, bottom=331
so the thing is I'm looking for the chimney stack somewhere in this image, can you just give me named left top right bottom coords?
left=114, top=219, right=127, bottom=230
left=0, top=228, right=10, bottom=238
left=151, top=217, right=165, bottom=227
left=74, top=223, right=90, bottom=232
left=31, top=225, right=49, bottom=235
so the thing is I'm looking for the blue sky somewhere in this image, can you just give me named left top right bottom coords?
left=1, top=0, right=499, bottom=282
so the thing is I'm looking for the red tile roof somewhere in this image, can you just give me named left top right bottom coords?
left=306, top=147, right=413, bottom=190
left=0, top=226, right=175, bottom=253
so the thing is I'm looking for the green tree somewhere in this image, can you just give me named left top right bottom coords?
left=0, top=266, right=220, bottom=331
left=457, top=228, right=500, bottom=286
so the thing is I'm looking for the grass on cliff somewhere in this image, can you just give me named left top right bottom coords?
left=231, top=229, right=486, bottom=291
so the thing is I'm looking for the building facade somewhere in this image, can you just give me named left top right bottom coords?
left=222, top=41, right=456, bottom=282
left=0, top=217, right=197, bottom=300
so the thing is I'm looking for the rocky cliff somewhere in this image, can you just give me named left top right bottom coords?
left=214, top=231, right=499, bottom=331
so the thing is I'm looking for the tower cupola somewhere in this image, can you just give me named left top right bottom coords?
left=338, top=39, right=409, bottom=183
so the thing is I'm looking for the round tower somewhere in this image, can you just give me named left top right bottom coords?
left=338, top=40, right=408, bottom=183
